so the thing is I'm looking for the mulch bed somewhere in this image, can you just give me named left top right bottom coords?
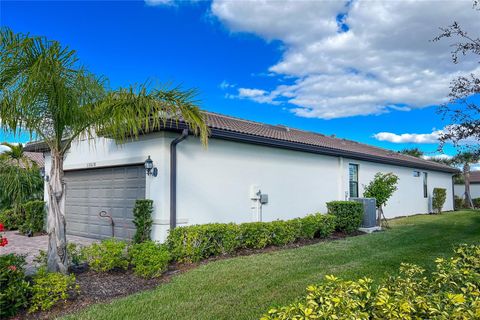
left=12, top=230, right=366, bottom=320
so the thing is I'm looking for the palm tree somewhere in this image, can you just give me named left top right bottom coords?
left=0, top=28, right=209, bottom=273
left=0, top=142, right=35, bottom=168
left=0, top=142, right=43, bottom=211
left=450, top=152, right=480, bottom=209
left=399, top=147, right=424, bottom=158
left=428, top=156, right=453, bottom=166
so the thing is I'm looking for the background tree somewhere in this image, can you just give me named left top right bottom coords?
left=428, top=156, right=454, bottom=165
left=450, top=151, right=479, bottom=208
left=433, top=2, right=480, bottom=148
left=399, top=148, right=424, bottom=158
left=0, top=28, right=209, bottom=273
left=363, top=173, right=399, bottom=227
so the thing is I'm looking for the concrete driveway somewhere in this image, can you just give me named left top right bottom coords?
left=0, top=231, right=96, bottom=274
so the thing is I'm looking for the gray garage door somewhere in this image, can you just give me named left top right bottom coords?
left=64, top=165, right=146, bottom=240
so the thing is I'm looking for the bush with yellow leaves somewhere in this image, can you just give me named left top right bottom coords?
left=262, top=244, right=480, bottom=319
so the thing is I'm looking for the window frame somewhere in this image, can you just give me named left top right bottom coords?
left=349, top=163, right=359, bottom=198
left=423, top=172, right=428, bottom=198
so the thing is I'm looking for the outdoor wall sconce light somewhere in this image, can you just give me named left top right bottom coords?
left=40, top=167, right=49, bottom=182
left=144, top=155, right=158, bottom=177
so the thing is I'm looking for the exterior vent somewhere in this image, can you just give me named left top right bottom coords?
left=349, top=197, right=377, bottom=228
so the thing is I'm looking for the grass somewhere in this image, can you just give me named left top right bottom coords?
left=65, top=210, right=480, bottom=320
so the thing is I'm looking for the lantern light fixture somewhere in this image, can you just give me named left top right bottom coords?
left=144, top=155, right=158, bottom=177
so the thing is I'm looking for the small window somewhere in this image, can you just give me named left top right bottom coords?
left=423, top=172, right=428, bottom=198
left=413, top=171, right=420, bottom=177
left=349, top=164, right=359, bottom=198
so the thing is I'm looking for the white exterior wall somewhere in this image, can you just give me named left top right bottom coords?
left=174, top=134, right=340, bottom=226
left=454, top=183, right=480, bottom=199
left=42, top=133, right=454, bottom=241
left=340, top=159, right=454, bottom=218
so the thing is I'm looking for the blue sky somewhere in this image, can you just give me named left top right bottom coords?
left=1, top=0, right=478, bottom=156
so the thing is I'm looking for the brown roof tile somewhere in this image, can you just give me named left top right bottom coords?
left=24, top=110, right=457, bottom=173
left=202, top=111, right=457, bottom=173
left=468, top=171, right=480, bottom=183
left=24, top=152, right=44, bottom=168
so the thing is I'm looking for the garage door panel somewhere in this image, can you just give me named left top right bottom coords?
left=64, top=165, right=145, bottom=240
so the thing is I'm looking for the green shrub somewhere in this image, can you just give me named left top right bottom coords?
left=268, top=220, right=298, bottom=246
left=298, top=213, right=336, bottom=239
left=239, top=222, right=272, bottom=249
left=132, top=199, right=154, bottom=243
left=432, top=188, right=447, bottom=213
left=326, top=201, right=363, bottom=233
left=129, top=241, right=171, bottom=278
left=68, top=243, right=86, bottom=267
left=262, top=244, right=480, bottom=320
left=82, top=239, right=128, bottom=272
left=167, top=214, right=337, bottom=262
left=0, top=208, right=21, bottom=230
left=0, top=254, right=30, bottom=318
left=29, top=269, right=79, bottom=312
left=19, top=200, right=45, bottom=234
left=454, top=195, right=465, bottom=210
left=168, top=223, right=240, bottom=262
left=472, top=198, right=480, bottom=208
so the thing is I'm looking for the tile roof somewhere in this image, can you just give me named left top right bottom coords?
left=24, top=110, right=457, bottom=173
left=24, top=152, right=45, bottom=168
left=468, top=171, right=480, bottom=183
left=202, top=111, right=457, bottom=173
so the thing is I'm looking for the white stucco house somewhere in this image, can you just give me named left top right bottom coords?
left=454, top=171, right=480, bottom=200
left=26, top=111, right=457, bottom=241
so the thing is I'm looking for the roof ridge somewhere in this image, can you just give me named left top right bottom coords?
left=203, top=110, right=453, bottom=170
left=203, top=110, right=271, bottom=126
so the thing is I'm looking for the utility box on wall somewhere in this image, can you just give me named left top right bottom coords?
left=349, top=197, right=377, bottom=229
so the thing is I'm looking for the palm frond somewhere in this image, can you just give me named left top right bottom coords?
left=1, top=27, right=209, bottom=154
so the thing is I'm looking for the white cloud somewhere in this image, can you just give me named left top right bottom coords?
left=423, top=154, right=452, bottom=160
left=230, top=87, right=280, bottom=104
left=219, top=80, right=236, bottom=90
left=0, top=145, right=10, bottom=153
left=145, top=0, right=173, bottom=6
left=373, top=125, right=480, bottom=146
left=211, top=0, right=480, bottom=119
left=373, top=130, right=442, bottom=144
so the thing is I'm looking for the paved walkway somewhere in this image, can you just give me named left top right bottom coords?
left=0, top=231, right=96, bottom=274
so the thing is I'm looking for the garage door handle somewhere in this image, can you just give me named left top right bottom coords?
left=99, top=211, right=115, bottom=238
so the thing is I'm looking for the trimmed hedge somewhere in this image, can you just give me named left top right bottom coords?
left=129, top=241, right=171, bottom=278
left=132, top=199, right=154, bottom=243
left=168, top=223, right=241, bottom=262
left=167, top=214, right=336, bottom=263
left=262, top=244, right=480, bottom=320
left=19, top=200, right=45, bottom=234
left=432, top=188, right=447, bottom=213
left=326, top=201, right=363, bottom=233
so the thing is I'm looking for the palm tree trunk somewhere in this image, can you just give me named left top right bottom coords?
left=47, top=150, right=68, bottom=273
left=464, top=163, right=474, bottom=209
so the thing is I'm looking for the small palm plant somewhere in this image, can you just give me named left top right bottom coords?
left=0, top=28, right=209, bottom=273
left=0, top=142, right=43, bottom=213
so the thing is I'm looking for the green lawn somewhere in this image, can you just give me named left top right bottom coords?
left=66, top=211, right=480, bottom=320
